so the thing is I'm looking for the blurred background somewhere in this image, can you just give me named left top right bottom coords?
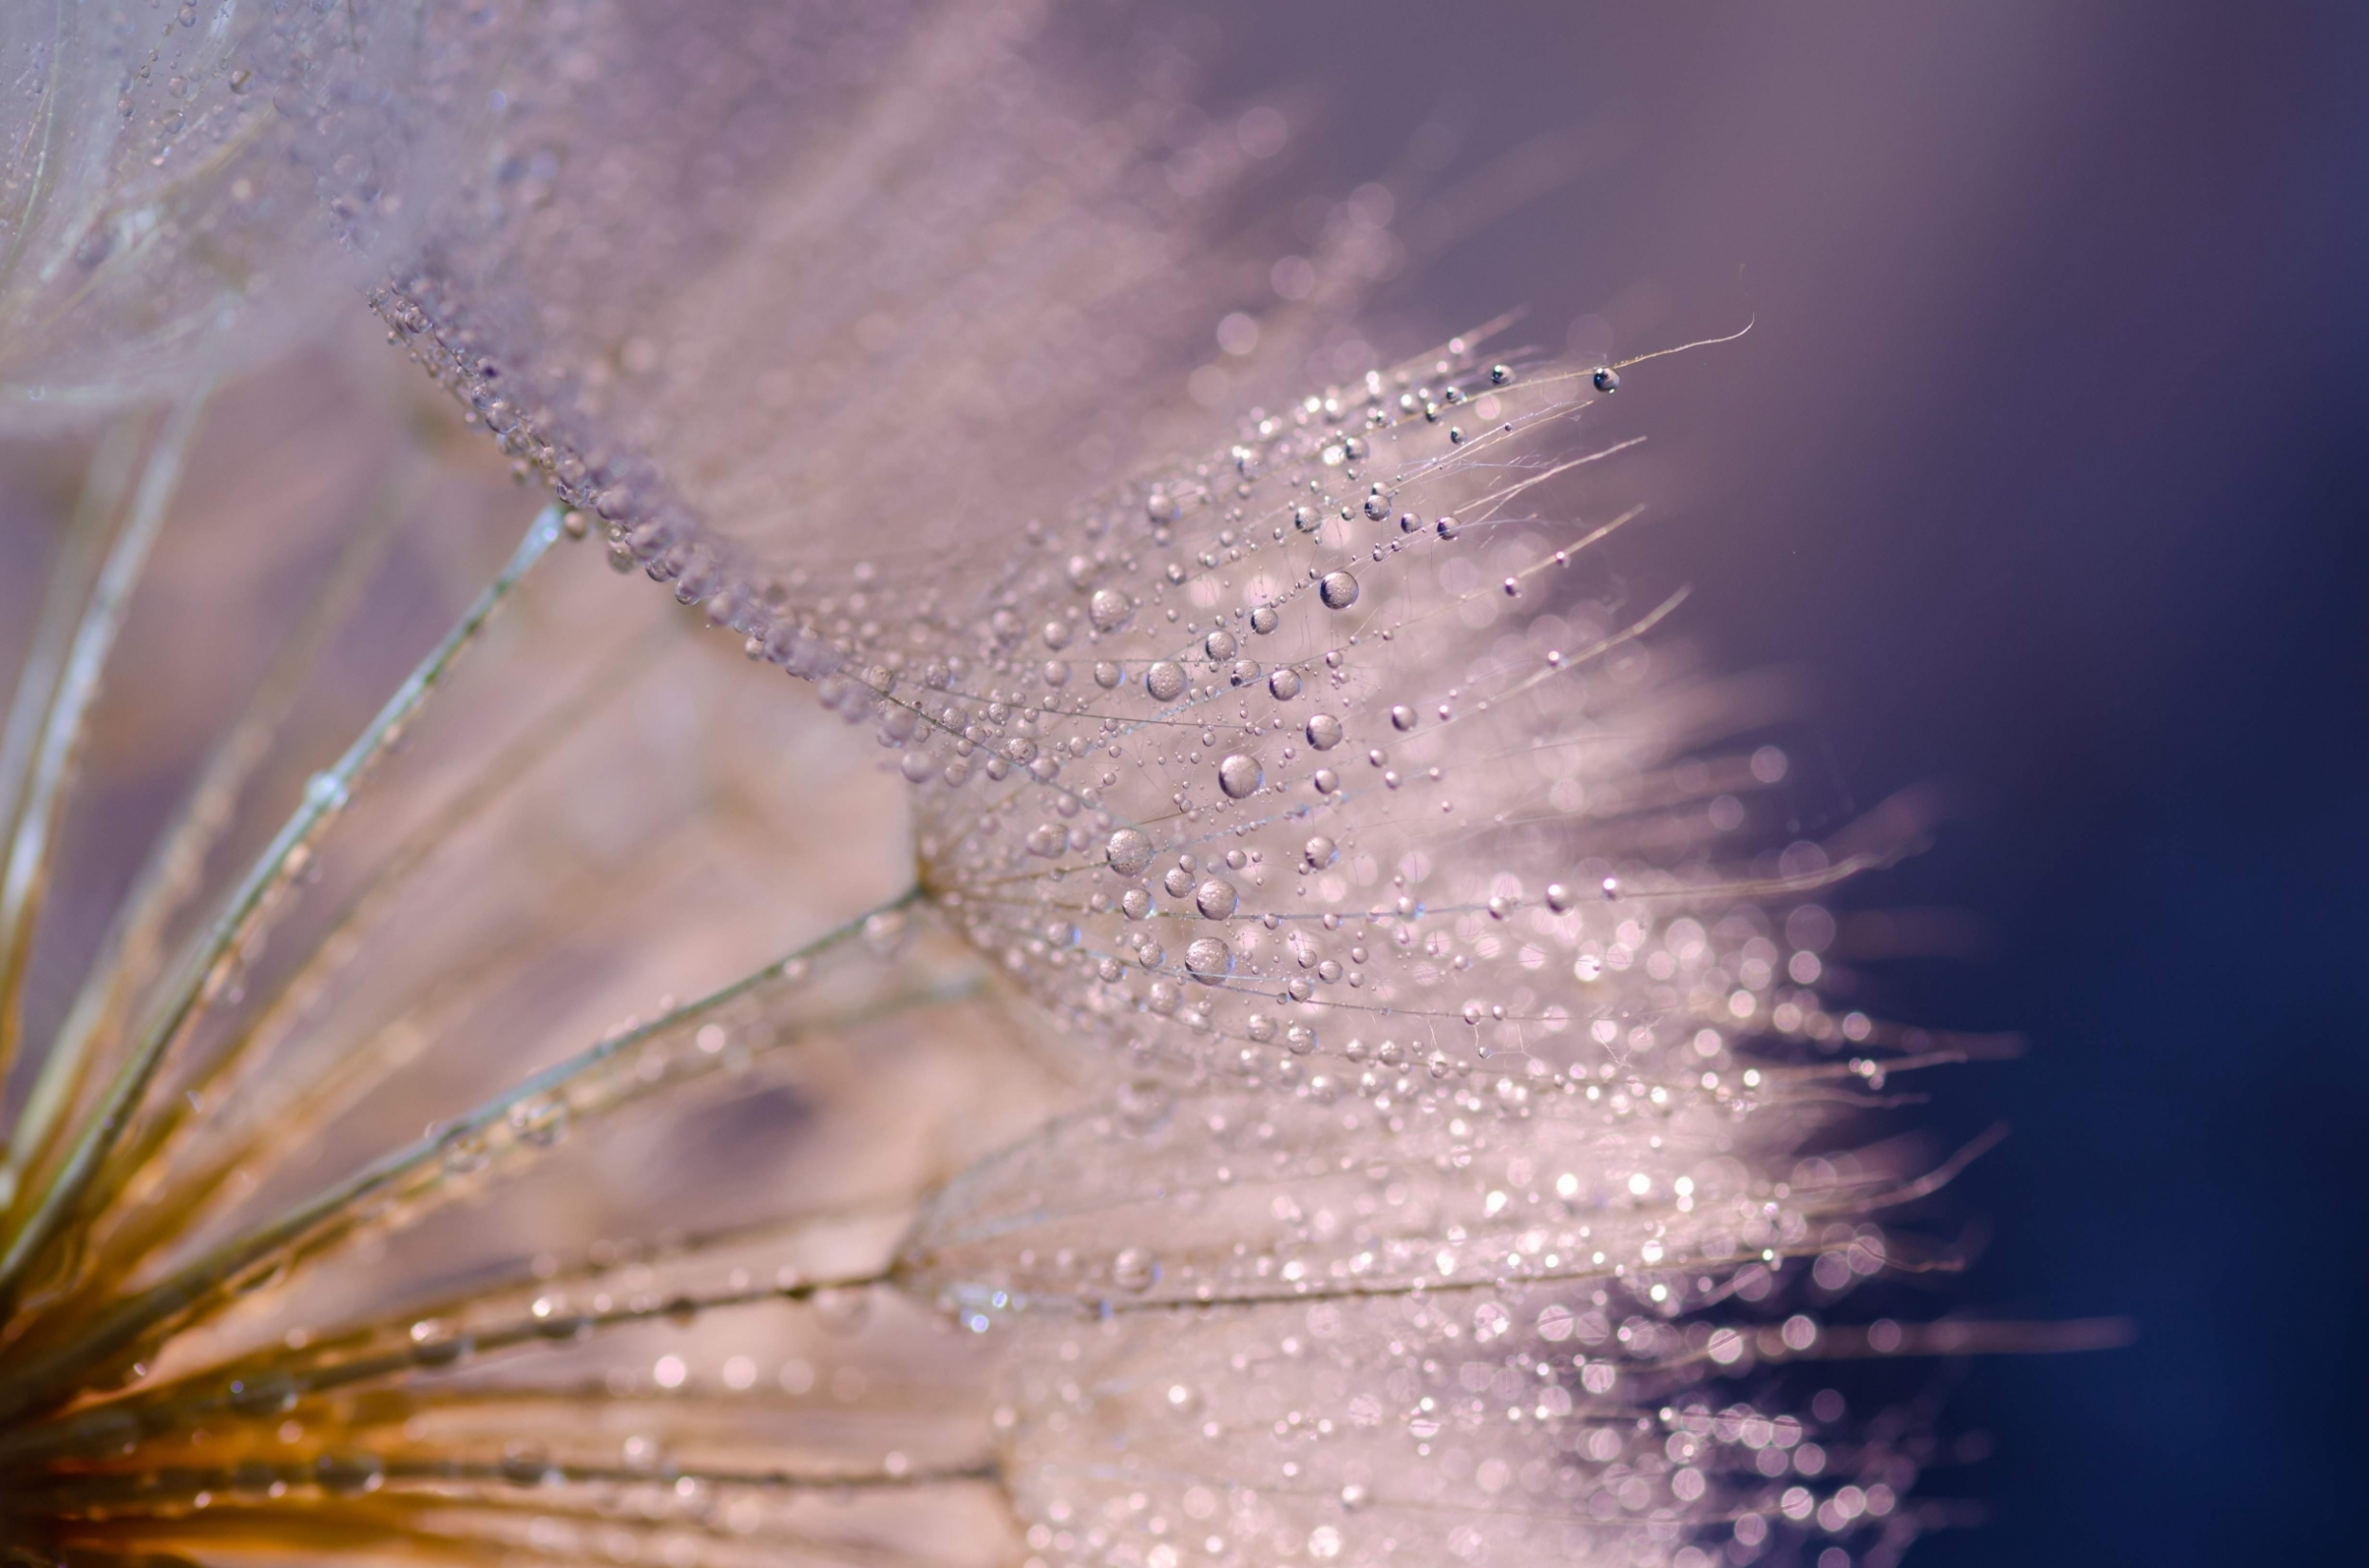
left=1196, top=1, right=2367, bottom=1560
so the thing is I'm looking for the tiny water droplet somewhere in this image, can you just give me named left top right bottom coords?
left=1112, top=1248, right=1158, bottom=1291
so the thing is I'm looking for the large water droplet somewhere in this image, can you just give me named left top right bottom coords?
left=1146, top=660, right=1187, bottom=701
left=1185, top=935, right=1233, bottom=979
left=1089, top=588, right=1133, bottom=631
left=1269, top=667, right=1302, bottom=700
left=1194, top=878, right=1239, bottom=920
left=1319, top=570, right=1360, bottom=610
left=1217, top=754, right=1262, bottom=799
left=1105, top=828, right=1155, bottom=875
left=1306, top=713, right=1344, bottom=750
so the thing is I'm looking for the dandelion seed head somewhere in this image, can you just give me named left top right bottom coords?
left=0, top=5, right=1999, bottom=1567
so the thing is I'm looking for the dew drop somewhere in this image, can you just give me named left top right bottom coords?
left=1105, top=828, right=1155, bottom=876
left=1306, top=713, right=1345, bottom=750
left=1093, top=660, right=1123, bottom=688
left=1185, top=935, right=1234, bottom=979
left=1269, top=668, right=1303, bottom=700
left=1319, top=571, right=1360, bottom=610
left=1089, top=588, right=1133, bottom=631
left=1217, top=754, right=1262, bottom=799
left=1389, top=703, right=1417, bottom=731
left=1121, top=888, right=1155, bottom=920
left=1194, top=877, right=1239, bottom=920
left=1146, top=661, right=1188, bottom=702
left=1112, top=1249, right=1159, bottom=1291
left=1205, top=629, right=1238, bottom=661
left=1303, top=834, right=1337, bottom=869
left=1593, top=366, right=1621, bottom=393
left=1545, top=883, right=1576, bottom=913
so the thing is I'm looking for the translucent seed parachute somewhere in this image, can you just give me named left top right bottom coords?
left=0, top=5, right=2126, bottom=1568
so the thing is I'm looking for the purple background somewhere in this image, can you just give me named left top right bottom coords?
left=1202, top=2, right=2369, bottom=1558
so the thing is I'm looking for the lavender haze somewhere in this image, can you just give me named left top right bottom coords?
left=1215, top=2, right=2363, bottom=1560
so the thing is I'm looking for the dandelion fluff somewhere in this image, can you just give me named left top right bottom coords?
left=0, top=0, right=490, bottom=423
left=0, top=7, right=2017, bottom=1568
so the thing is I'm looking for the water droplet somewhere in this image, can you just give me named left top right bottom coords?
left=1204, top=629, right=1238, bottom=662
left=1489, top=364, right=1513, bottom=386
left=1121, top=888, right=1155, bottom=920
left=1093, top=660, right=1122, bottom=688
left=1269, top=668, right=1303, bottom=700
left=1105, top=828, right=1155, bottom=876
left=1545, top=883, right=1576, bottom=913
left=507, top=1099, right=567, bottom=1148
left=1146, top=661, right=1188, bottom=701
left=1250, top=604, right=1280, bottom=635
left=1185, top=935, right=1234, bottom=979
left=1312, top=767, right=1340, bottom=794
left=1194, top=878, right=1239, bottom=920
left=1112, top=1248, right=1158, bottom=1291
left=1285, top=1024, right=1316, bottom=1054
left=1217, top=754, right=1262, bottom=799
left=900, top=751, right=934, bottom=783
left=1147, top=491, right=1179, bottom=524
left=1303, top=834, right=1336, bottom=869
left=1593, top=366, right=1621, bottom=393
left=1389, top=703, right=1417, bottom=731
left=1306, top=714, right=1344, bottom=750
left=1319, top=571, right=1360, bottom=610
left=1089, top=588, right=1133, bottom=631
